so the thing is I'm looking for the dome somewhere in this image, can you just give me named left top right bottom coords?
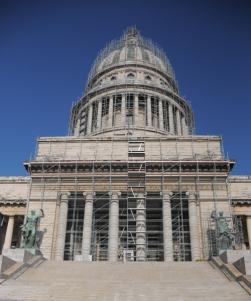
left=85, top=27, right=176, bottom=92
left=70, top=27, right=194, bottom=138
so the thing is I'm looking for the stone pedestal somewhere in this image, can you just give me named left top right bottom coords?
left=220, top=249, right=251, bottom=264
left=0, top=255, right=16, bottom=274
left=2, top=248, right=35, bottom=263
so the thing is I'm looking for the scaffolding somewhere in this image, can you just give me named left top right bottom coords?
left=86, top=27, right=176, bottom=93
left=25, top=79, right=239, bottom=262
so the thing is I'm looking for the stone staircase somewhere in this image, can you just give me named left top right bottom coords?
left=0, top=261, right=250, bottom=301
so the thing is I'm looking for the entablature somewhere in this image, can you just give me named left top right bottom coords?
left=25, top=159, right=234, bottom=176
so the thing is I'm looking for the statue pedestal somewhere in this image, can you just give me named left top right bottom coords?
left=2, top=248, right=40, bottom=263
left=0, top=255, right=16, bottom=275
left=220, top=249, right=251, bottom=264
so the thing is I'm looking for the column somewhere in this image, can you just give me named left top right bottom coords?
left=74, top=119, right=80, bottom=136
left=82, top=192, right=94, bottom=261
left=168, top=103, right=174, bottom=134
left=136, top=193, right=146, bottom=261
left=187, top=192, right=200, bottom=261
left=246, top=216, right=251, bottom=249
left=55, top=192, right=70, bottom=261
left=159, top=99, right=164, bottom=130
left=176, top=109, right=182, bottom=135
left=147, top=95, right=152, bottom=126
left=181, top=116, right=189, bottom=136
left=134, top=94, right=139, bottom=126
left=108, top=192, right=120, bottom=262
left=87, top=104, right=93, bottom=134
left=108, top=96, right=113, bottom=128
left=3, top=215, right=14, bottom=250
left=97, top=99, right=102, bottom=130
left=121, top=94, right=126, bottom=126
left=162, top=192, right=173, bottom=261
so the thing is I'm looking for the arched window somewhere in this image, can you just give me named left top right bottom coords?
left=127, top=73, right=135, bottom=79
left=111, top=76, right=117, bottom=81
left=145, top=75, right=151, bottom=81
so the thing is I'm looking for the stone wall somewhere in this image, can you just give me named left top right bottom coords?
left=35, top=135, right=223, bottom=162
left=0, top=177, right=29, bottom=201
left=0, top=177, right=29, bottom=216
left=229, top=176, right=251, bottom=199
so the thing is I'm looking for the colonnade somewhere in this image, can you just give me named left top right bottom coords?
left=76, top=94, right=189, bottom=136
left=54, top=191, right=201, bottom=262
left=1, top=214, right=25, bottom=252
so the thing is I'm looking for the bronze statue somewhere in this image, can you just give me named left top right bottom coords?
left=211, top=210, right=234, bottom=251
left=20, top=209, right=44, bottom=249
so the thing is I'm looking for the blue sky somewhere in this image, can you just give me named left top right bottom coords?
left=0, top=0, right=250, bottom=176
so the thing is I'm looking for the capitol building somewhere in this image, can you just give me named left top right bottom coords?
left=0, top=28, right=251, bottom=261
left=0, top=27, right=251, bottom=269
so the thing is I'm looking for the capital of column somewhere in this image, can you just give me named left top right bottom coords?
left=109, top=191, right=121, bottom=201
left=186, top=192, right=198, bottom=204
left=136, top=192, right=145, bottom=199
left=83, top=192, right=95, bottom=201
left=161, top=191, right=172, bottom=202
left=60, top=192, right=70, bottom=203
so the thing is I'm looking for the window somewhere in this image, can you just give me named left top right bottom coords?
left=126, top=114, right=133, bottom=126
left=111, top=76, right=117, bottom=81
left=127, top=73, right=135, bottom=79
left=145, top=75, right=151, bottom=81
left=114, top=94, right=122, bottom=111
left=101, top=97, right=109, bottom=116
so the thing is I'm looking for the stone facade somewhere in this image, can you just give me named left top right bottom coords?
left=0, top=177, right=28, bottom=252
left=0, top=28, right=251, bottom=262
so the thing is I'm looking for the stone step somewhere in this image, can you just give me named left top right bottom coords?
left=0, top=261, right=250, bottom=301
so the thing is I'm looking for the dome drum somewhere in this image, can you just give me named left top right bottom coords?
left=86, top=65, right=178, bottom=95
left=86, top=61, right=178, bottom=94
left=70, top=92, right=193, bottom=137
